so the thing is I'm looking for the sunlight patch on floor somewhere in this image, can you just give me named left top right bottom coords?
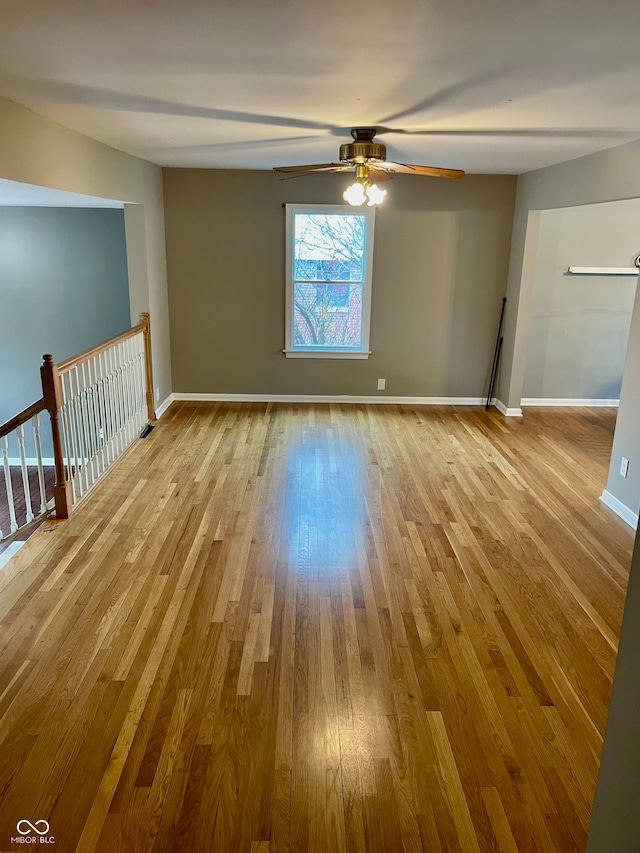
left=0, top=540, right=25, bottom=570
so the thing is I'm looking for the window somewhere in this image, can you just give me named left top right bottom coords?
left=284, top=204, right=375, bottom=358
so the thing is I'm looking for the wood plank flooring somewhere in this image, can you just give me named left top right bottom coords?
left=0, top=403, right=633, bottom=852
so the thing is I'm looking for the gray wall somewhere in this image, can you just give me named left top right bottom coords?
left=587, top=531, right=640, bottom=852
left=163, top=169, right=516, bottom=398
left=0, top=207, right=131, bottom=426
left=523, top=201, right=638, bottom=401
left=606, top=290, right=640, bottom=519
left=501, top=139, right=640, bottom=521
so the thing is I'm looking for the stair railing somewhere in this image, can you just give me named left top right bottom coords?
left=1, top=314, right=155, bottom=541
left=0, top=398, right=50, bottom=542
left=43, top=312, right=156, bottom=515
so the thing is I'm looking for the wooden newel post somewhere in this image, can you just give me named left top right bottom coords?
left=41, top=354, right=72, bottom=520
left=140, top=312, right=156, bottom=423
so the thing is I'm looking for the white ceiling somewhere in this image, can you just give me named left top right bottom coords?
left=1, top=0, right=640, bottom=175
left=0, top=178, right=124, bottom=207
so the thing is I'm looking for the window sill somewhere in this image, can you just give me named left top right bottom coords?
left=283, top=350, right=371, bottom=360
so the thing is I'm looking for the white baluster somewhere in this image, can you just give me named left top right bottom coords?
left=82, top=361, right=100, bottom=484
left=78, top=364, right=93, bottom=489
left=103, top=349, right=116, bottom=465
left=89, top=357, right=104, bottom=474
left=135, top=336, right=143, bottom=426
left=125, top=337, right=135, bottom=444
left=60, top=373, right=77, bottom=504
left=63, top=403, right=76, bottom=503
left=69, top=369, right=85, bottom=498
left=17, top=424, right=34, bottom=524
left=95, top=353, right=108, bottom=472
left=32, top=413, right=47, bottom=514
left=78, top=365, right=93, bottom=490
left=77, top=365, right=92, bottom=491
left=141, top=334, right=148, bottom=422
left=85, top=358, right=100, bottom=480
left=120, top=340, right=130, bottom=449
left=120, top=339, right=130, bottom=448
left=111, top=345, right=121, bottom=456
left=136, top=334, right=146, bottom=430
left=112, top=344, right=124, bottom=457
left=129, top=339, right=137, bottom=433
left=132, top=339, right=139, bottom=429
left=118, top=340, right=127, bottom=450
left=138, top=335, right=148, bottom=425
left=1, top=435, right=18, bottom=533
left=133, top=337, right=141, bottom=431
left=83, top=360, right=95, bottom=477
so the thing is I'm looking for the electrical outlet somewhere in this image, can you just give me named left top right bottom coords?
left=620, top=457, right=629, bottom=478
left=156, top=387, right=160, bottom=402
left=377, top=378, right=386, bottom=390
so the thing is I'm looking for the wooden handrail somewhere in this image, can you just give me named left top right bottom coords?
left=0, top=398, right=45, bottom=440
left=57, top=318, right=146, bottom=374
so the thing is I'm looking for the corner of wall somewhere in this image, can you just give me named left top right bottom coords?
left=492, top=398, right=523, bottom=417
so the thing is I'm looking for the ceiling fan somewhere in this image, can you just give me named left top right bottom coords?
left=273, top=127, right=464, bottom=206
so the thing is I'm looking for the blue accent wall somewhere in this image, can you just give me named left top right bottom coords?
left=0, top=206, right=130, bottom=426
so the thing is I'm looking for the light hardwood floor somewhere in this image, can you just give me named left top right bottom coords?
left=0, top=403, right=634, bottom=852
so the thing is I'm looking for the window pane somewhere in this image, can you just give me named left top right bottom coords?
left=293, top=213, right=366, bottom=282
left=293, top=283, right=363, bottom=347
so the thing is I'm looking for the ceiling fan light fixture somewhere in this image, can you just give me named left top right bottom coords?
left=366, top=183, right=387, bottom=206
left=274, top=128, right=465, bottom=191
left=343, top=181, right=367, bottom=206
left=344, top=162, right=386, bottom=207
left=343, top=179, right=386, bottom=207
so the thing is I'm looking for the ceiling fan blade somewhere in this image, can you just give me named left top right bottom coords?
left=276, top=165, right=355, bottom=180
left=273, top=163, right=347, bottom=173
left=367, top=168, right=394, bottom=182
left=382, top=162, right=465, bottom=179
left=277, top=171, right=327, bottom=181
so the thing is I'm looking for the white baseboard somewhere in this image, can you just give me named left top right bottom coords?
left=156, top=394, right=175, bottom=418
left=600, top=490, right=639, bottom=529
left=492, top=398, right=523, bottom=417
left=162, top=392, right=527, bottom=417
left=521, top=398, right=620, bottom=407
left=172, top=392, right=488, bottom=406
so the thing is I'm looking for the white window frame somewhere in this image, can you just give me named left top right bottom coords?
left=284, top=203, right=375, bottom=359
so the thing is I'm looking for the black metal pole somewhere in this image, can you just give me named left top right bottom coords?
left=487, top=337, right=503, bottom=408
left=486, top=297, right=507, bottom=409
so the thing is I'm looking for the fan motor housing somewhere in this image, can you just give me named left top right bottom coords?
left=340, top=128, right=386, bottom=163
left=340, top=140, right=387, bottom=163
